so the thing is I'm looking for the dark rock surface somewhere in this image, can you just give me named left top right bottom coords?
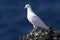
left=19, top=27, right=60, bottom=40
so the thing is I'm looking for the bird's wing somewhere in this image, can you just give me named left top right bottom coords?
left=32, top=15, right=49, bottom=29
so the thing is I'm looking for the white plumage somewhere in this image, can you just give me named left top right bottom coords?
left=24, top=4, right=49, bottom=31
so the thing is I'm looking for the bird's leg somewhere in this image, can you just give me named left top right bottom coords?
left=31, top=25, right=37, bottom=32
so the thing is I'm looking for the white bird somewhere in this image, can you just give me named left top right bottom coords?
left=24, top=4, right=49, bottom=31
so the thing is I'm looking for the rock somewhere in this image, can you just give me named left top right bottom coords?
left=19, top=27, right=60, bottom=40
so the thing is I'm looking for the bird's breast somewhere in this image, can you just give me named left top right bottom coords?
left=27, top=14, right=33, bottom=22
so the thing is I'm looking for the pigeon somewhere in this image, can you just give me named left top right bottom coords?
left=24, top=4, right=49, bottom=31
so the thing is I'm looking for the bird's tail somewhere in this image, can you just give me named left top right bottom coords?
left=38, top=19, right=49, bottom=30
left=39, top=23, right=49, bottom=30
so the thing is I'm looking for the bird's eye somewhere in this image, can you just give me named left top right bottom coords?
left=27, top=6, right=29, bottom=7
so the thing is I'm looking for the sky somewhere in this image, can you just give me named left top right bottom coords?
left=0, top=0, right=60, bottom=40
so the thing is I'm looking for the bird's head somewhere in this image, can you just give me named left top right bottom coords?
left=24, top=4, right=31, bottom=9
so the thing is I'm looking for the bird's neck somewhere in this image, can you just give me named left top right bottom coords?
left=27, top=7, right=32, bottom=12
left=27, top=7, right=33, bottom=15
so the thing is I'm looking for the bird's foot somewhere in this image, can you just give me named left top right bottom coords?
left=31, top=29, right=36, bottom=32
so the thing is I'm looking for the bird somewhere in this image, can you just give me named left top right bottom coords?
left=24, top=4, right=49, bottom=31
